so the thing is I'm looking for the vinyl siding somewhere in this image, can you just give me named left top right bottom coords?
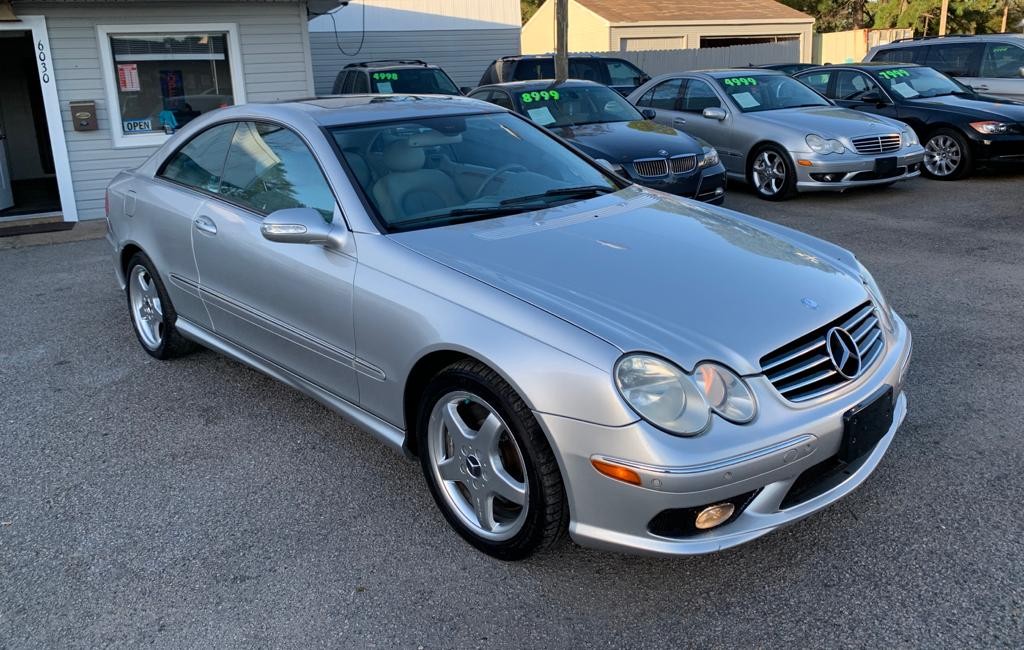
left=17, top=1, right=316, bottom=219
left=310, top=28, right=520, bottom=92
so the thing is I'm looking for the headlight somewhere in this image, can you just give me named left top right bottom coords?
left=901, top=130, right=919, bottom=147
left=614, top=354, right=757, bottom=435
left=693, top=363, right=757, bottom=424
left=856, top=260, right=895, bottom=332
left=699, top=146, right=719, bottom=168
left=970, top=121, right=1010, bottom=135
left=805, top=134, right=845, bottom=154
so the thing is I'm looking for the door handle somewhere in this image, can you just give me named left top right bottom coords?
left=975, top=84, right=989, bottom=91
left=673, top=117, right=687, bottom=126
left=193, top=215, right=217, bottom=235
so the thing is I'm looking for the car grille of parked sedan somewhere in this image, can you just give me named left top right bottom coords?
left=851, top=134, right=902, bottom=154
left=760, top=302, right=885, bottom=403
left=632, top=158, right=669, bottom=177
left=669, top=154, right=697, bottom=174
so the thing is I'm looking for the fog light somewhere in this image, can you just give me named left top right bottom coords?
left=695, top=503, right=735, bottom=529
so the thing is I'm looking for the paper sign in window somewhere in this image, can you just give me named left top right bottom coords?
left=733, top=92, right=760, bottom=109
left=527, top=106, right=556, bottom=125
left=890, top=82, right=918, bottom=98
left=377, top=81, right=393, bottom=93
left=117, top=64, right=140, bottom=92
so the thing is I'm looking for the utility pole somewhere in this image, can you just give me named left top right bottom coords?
left=938, top=0, right=949, bottom=35
left=1000, top=2, right=1009, bottom=32
left=554, top=0, right=568, bottom=83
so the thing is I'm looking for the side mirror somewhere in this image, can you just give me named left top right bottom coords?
left=860, top=90, right=887, bottom=105
left=460, top=86, right=473, bottom=95
left=1018, top=66, right=1024, bottom=79
left=594, top=158, right=617, bottom=173
left=640, top=108, right=656, bottom=120
left=702, top=107, right=727, bottom=121
left=261, top=207, right=347, bottom=249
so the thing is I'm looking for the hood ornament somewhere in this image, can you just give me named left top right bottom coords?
left=657, top=149, right=669, bottom=157
left=801, top=297, right=819, bottom=310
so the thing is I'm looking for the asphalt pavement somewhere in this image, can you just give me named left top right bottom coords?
left=2, top=171, right=1023, bottom=648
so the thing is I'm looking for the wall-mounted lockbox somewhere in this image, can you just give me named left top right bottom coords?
left=69, top=101, right=98, bottom=132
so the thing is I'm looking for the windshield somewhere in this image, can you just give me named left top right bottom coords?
left=873, top=66, right=964, bottom=99
left=370, top=68, right=460, bottom=95
left=714, top=74, right=830, bottom=112
left=514, top=85, right=642, bottom=127
left=330, top=112, right=621, bottom=231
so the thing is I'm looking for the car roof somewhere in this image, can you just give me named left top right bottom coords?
left=497, top=53, right=622, bottom=61
left=674, top=69, right=787, bottom=79
left=343, top=59, right=436, bottom=70
left=800, top=62, right=922, bottom=71
left=215, top=95, right=504, bottom=127
left=878, top=33, right=1024, bottom=48
left=474, top=79, right=606, bottom=92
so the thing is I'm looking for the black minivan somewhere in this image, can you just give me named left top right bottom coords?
left=478, top=55, right=650, bottom=96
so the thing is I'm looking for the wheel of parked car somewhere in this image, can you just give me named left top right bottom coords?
left=125, top=252, right=195, bottom=360
left=748, top=144, right=796, bottom=201
left=922, top=128, right=973, bottom=181
left=417, top=359, right=568, bottom=560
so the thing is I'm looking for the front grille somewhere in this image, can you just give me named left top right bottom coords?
left=632, top=158, right=668, bottom=177
left=851, top=133, right=901, bottom=154
left=760, top=302, right=885, bottom=403
left=669, top=154, right=697, bottom=174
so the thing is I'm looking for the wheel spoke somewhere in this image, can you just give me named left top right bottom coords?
left=437, top=456, right=462, bottom=482
left=442, top=401, right=474, bottom=444
left=471, top=492, right=495, bottom=532
left=475, top=412, right=504, bottom=452
left=488, top=467, right=526, bottom=506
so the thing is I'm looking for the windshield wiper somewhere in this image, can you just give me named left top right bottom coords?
left=499, top=185, right=615, bottom=207
left=389, top=205, right=533, bottom=232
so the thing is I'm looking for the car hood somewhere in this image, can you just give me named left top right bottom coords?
left=390, top=187, right=869, bottom=375
left=551, top=120, right=703, bottom=162
left=906, top=93, right=1024, bottom=120
left=750, top=106, right=904, bottom=137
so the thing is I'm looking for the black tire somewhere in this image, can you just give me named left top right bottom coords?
left=124, top=252, right=196, bottom=360
left=748, top=143, right=797, bottom=201
left=416, top=359, right=568, bottom=560
left=922, top=127, right=973, bottom=181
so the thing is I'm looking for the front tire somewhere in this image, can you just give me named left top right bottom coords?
left=125, top=252, right=195, bottom=360
left=416, top=360, right=568, bottom=560
left=922, top=128, right=973, bottom=180
left=748, top=144, right=797, bottom=201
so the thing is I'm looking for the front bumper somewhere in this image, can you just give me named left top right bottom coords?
left=632, top=164, right=727, bottom=204
left=969, top=132, right=1024, bottom=164
left=537, top=313, right=912, bottom=557
left=793, top=147, right=925, bottom=192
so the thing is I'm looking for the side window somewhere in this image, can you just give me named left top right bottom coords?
left=925, top=43, right=983, bottom=77
left=605, top=60, right=645, bottom=86
left=980, top=43, right=1024, bottom=78
left=641, top=78, right=684, bottom=110
left=351, top=72, right=369, bottom=93
left=678, top=79, right=721, bottom=112
left=568, top=59, right=609, bottom=84
left=512, top=58, right=554, bottom=80
left=480, top=62, right=497, bottom=85
left=159, top=122, right=237, bottom=193
left=332, top=71, right=348, bottom=94
left=219, top=122, right=336, bottom=221
left=489, top=90, right=514, bottom=110
left=341, top=71, right=357, bottom=94
left=834, top=71, right=879, bottom=100
left=800, top=71, right=832, bottom=95
left=875, top=47, right=921, bottom=64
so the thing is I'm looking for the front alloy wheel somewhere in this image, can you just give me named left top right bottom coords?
left=750, top=145, right=795, bottom=200
left=923, top=129, right=972, bottom=180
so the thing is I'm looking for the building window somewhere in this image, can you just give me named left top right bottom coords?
left=98, top=24, right=246, bottom=148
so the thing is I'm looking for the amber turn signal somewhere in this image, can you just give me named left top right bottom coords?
left=797, top=159, right=814, bottom=167
left=591, top=459, right=642, bottom=486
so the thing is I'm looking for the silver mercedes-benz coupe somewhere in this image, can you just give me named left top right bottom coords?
left=628, top=70, right=927, bottom=200
left=105, top=95, right=912, bottom=560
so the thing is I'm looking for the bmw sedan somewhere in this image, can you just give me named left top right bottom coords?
left=629, top=69, right=926, bottom=200
left=469, top=80, right=727, bottom=204
left=106, top=95, right=911, bottom=560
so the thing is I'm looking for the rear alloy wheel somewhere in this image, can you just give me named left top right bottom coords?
left=749, top=145, right=796, bottom=201
left=125, top=252, right=195, bottom=360
left=417, top=360, right=567, bottom=560
left=923, top=128, right=972, bottom=180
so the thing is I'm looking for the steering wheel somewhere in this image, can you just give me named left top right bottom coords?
left=473, top=164, right=527, bottom=200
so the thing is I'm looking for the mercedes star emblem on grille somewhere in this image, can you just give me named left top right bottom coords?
left=826, top=327, right=862, bottom=379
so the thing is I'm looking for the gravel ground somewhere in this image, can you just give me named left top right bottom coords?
left=2, top=171, right=1022, bottom=648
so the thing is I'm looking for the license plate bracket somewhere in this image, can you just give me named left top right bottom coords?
left=874, top=156, right=897, bottom=176
left=840, top=386, right=894, bottom=462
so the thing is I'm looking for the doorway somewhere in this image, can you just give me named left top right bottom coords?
left=0, top=30, right=60, bottom=218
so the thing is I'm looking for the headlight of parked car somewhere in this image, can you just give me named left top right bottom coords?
left=969, top=121, right=1011, bottom=135
left=856, top=260, right=895, bottom=332
left=806, top=134, right=845, bottom=154
left=699, top=146, right=720, bottom=168
left=901, top=130, right=919, bottom=147
left=614, top=354, right=756, bottom=435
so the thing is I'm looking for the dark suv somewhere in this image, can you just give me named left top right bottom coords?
left=479, top=55, right=650, bottom=96
left=332, top=60, right=462, bottom=96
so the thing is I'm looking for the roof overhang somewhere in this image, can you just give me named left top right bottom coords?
left=608, top=18, right=815, bottom=27
left=10, top=0, right=346, bottom=19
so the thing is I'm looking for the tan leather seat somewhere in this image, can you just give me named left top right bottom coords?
left=371, top=140, right=462, bottom=222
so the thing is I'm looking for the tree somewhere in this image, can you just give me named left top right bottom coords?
left=522, top=0, right=544, bottom=23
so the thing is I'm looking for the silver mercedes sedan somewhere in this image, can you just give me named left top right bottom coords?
left=105, top=95, right=911, bottom=560
left=628, top=70, right=926, bottom=200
